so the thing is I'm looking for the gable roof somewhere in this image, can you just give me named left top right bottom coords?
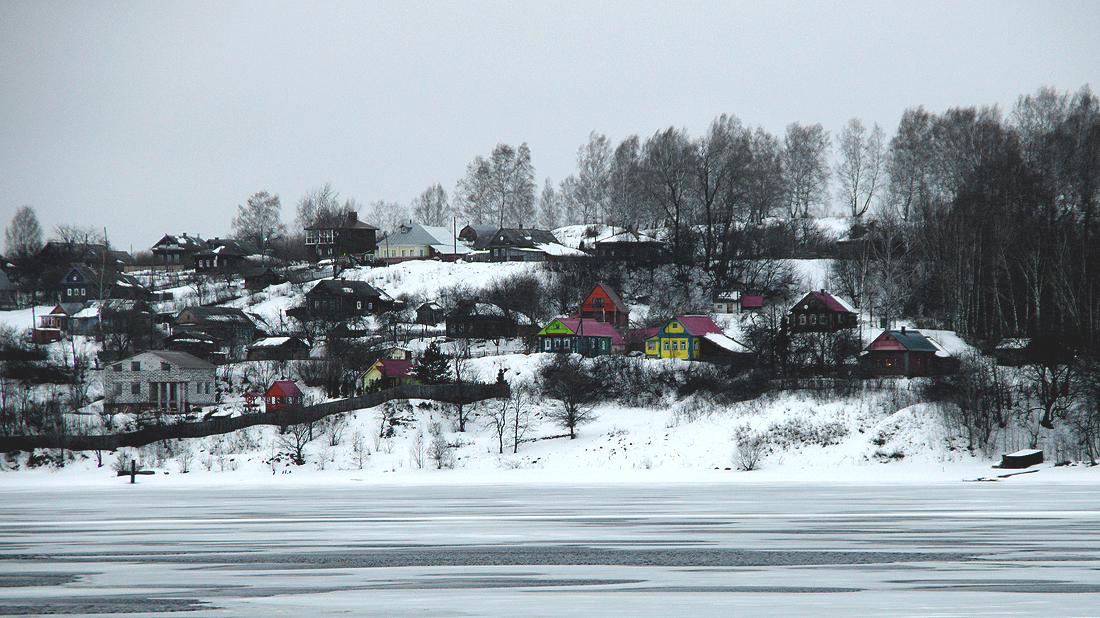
left=307, top=279, right=387, bottom=299
left=119, top=350, right=216, bottom=370
left=152, top=234, right=206, bottom=252
left=674, top=315, right=724, bottom=336
left=587, top=283, right=628, bottom=314
left=62, top=265, right=148, bottom=295
left=595, top=229, right=660, bottom=244
left=197, top=238, right=259, bottom=257
left=247, top=335, right=310, bottom=349
left=870, top=329, right=940, bottom=353
left=304, top=211, right=379, bottom=232
left=541, top=318, right=625, bottom=345
left=797, top=290, right=857, bottom=313
left=176, top=306, right=257, bottom=327
left=384, top=222, right=469, bottom=254
left=265, top=380, right=304, bottom=398
left=372, top=358, right=416, bottom=378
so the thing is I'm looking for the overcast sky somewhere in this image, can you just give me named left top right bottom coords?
left=2, top=1, right=1098, bottom=253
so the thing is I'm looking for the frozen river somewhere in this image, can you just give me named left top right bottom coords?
left=2, top=481, right=1099, bottom=616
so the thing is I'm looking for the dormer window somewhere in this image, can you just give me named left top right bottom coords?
left=161, top=362, right=171, bottom=371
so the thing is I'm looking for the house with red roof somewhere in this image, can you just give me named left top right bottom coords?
left=264, top=380, right=304, bottom=412
left=789, top=290, right=857, bottom=333
left=579, top=283, right=629, bottom=331
left=644, top=316, right=725, bottom=360
left=537, top=317, right=625, bottom=356
left=861, top=328, right=951, bottom=377
left=359, top=358, right=418, bottom=392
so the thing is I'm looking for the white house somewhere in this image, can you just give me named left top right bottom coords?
left=103, top=350, right=216, bottom=414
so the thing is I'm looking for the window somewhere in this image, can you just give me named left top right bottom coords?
left=820, top=313, right=827, bottom=325
left=66, top=289, right=72, bottom=297
left=161, top=362, right=170, bottom=371
left=113, top=384, right=122, bottom=396
left=810, top=314, right=817, bottom=325
left=593, top=297, right=605, bottom=309
left=131, top=383, right=141, bottom=395
left=401, top=250, right=406, bottom=257
left=419, top=249, right=424, bottom=256
left=356, top=301, right=362, bottom=310
left=799, top=314, right=807, bottom=325
left=112, top=364, right=122, bottom=372
left=663, top=340, right=669, bottom=351
left=131, top=361, right=141, bottom=371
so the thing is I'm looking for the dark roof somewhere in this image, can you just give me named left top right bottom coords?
left=39, top=242, right=135, bottom=266
left=197, top=238, right=259, bottom=257
left=795, top=290, right=856, bottom=313
left=307, top=279, right=385, bottom=299
left=304, top=211, right=379, bottom=232
left=460, top=224, right=499, bottom=244
left=63, top=265, right=148, bottom=294
left=486, top=228, right=561, bottom=249
left=152, top=234, right=206, bottom=252
left=123, top=350, right=216, bottom=370
left=175, top=306, right=257, bottom=327
left=879, top=329, right=939, bottom=352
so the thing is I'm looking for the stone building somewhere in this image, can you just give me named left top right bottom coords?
left=103, top=350, right=216, bottom=414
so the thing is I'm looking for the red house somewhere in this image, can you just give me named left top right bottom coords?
left=580, top=283, right=629, bottom=331
left=264, top=380, right=304, bottom=412
left=861, top=328, right=945, bottom=377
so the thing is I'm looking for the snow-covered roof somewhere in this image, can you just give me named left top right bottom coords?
left=703, top=332, right=751, bottom=354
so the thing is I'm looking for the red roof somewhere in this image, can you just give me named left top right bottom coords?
left=627, top=327, right=660, bottom=342
left=375, top=358, right=416, bottom=378
left=809, top=291, right=854, bottom=313
left=554, top=318, right=625, bottom=345
left=740, top=294, right=763, bottom=308
left=265, top=380, right=304, bottom=398
left=675, top=315, right=724, bottom=336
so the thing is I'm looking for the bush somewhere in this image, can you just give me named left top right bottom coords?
left=732, top=425, right=767, bottom=471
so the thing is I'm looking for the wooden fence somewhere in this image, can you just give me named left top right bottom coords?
left=0, top=381, right=509, bottom=453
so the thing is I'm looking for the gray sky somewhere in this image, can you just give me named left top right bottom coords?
left=2, top=1, right=1098, bottom=253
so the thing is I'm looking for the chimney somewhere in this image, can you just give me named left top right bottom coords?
left=348, top=212, right=357, bottom=222
left=901, top=326, right=906, bottom=335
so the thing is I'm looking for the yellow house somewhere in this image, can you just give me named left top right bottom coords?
left=644, top=316, right=724, bottom=360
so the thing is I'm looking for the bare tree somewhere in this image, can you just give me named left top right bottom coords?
left=565, top=132, right=612, bottom=224
left=232, top=191, right=286, bottom=259
left=412, top=183, right=451, bottom=227
left=538, top=354, right=599, bottom=439
left=455, top=143, right=537, bottom=227
left=277, top=423, right=313, bottom=465
left=783, top=122, right=831, bottom=219
left=366, top=199, right=410, bottom=238
left=296, top=182, right=350, bottom=230
left=836, top=119, right=886, bottom=218
left=538, top=178, right=561, bottom=230
left=5, top=205, right=42, bottom=261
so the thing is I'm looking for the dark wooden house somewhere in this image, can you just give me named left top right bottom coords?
left=446, top=301, right=517, bottom=339
left=194, top=239, right=259, bottom=272
left=789, top=290, right=857, bottom=333
left=415, top=301, right=445, bottom=325
left=302, top=279, right=392, bottom=318
left=304, top=212, right=378, bottom=262
left=579, top=283, right=629, bottom=331
left=246, top=336, right=311, bottom=361
left=60, top=265, right=151, bottom=302
left=242, top=267, right=288, bottom=291
left=861, top=328, right=949, bottom=377
left=151, top=234, right=207, bottom=269
left=593, top=229, right=664, bottom=262
left=173, top=306, right=263, bottom=359
left=484, top=228, right=571, bottom=262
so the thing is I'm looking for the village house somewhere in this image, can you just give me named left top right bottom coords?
left=415, top=301, right=445, bottom=325
left=67, top=299, right=155, bottom=341
left=789, top=290, right=858, bottom=333
left=377, top=222, right=471, bottom=263
left=861, top=328, right=951, bottom=377
left=302, top=279, right=393, bottom=318
left=304, top=211, right=379, bottom=262
left=162, top=331, right=221, bottom=363
left=60, top=265, right=151, bottom=303
left=194, top=238, right=259, bottom=272
left=264, top=380, right=304, bottom=412
left=150, top=234, right=206, bottom=269
left=38, top=241, right=136, bottom=272
left=103, top=350, right=216, bottom=414
left=241, top=266, right=288, bottom=291
left=593, top=229, right=664, bottom=262
left=360, top=357, right=418, bottom=392
left=445, top=301, right=518, bottom=339
left=644, top=316, right=726, bottom=360
left=458, top=224, right=499, bottom=246
left=712, top=288, right=764, bottom=314
left=482, top=228, right=579, bottom=262
left=172, top=306, right=263, bottom=359
left=579, top=283, right=630, bottom=331
left=537, top=317, right=625, bottom=356
left=246, top=335, right=311, bottom=361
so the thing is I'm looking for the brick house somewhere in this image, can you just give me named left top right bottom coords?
left=103, top=350, right=216, bottom=414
